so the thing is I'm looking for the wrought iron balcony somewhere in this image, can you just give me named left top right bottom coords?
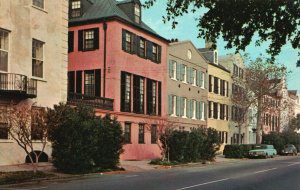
left=0, top=73, right=37, bottom=98
left=67, top=92, right=114, bottom=111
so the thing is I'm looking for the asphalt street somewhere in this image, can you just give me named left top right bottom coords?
left=1, top=156, right=300, bottom=190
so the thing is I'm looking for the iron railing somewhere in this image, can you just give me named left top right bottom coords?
left=0, top=73, right=37, bottom=98
left=67, top=92, right=114, bottom=111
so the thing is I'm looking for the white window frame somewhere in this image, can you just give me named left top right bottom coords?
left=0, top=29, right=9, bottom=72
left=192, top=69, right=197, bottom=86
left=200, top=102, right=205, bottom=120
left=201, top=72, right=205, bottom=88
left=171, top=96, right=177, bottom=117
left=191, top=100, right=196, bottom=119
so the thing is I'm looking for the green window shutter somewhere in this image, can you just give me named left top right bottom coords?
left=176, top=62, right=181, bottom=80
left=180, top=97, right=184, bottom=117
left=176, top=96, right=180, bottom=116
left=200, top=72, right=204, bottom=87
left=204, top=73, right=208, bottom=89
left=168, top=60, right=173, bottom=78
left=204, top=103, right=207, bottom=120
left=180, top=64, right=185, bottom=81
left=195, top=101, right=199, bottom=119
left=168, top=95, right=173, bottom=115
left=196, top=71, right=200, bottom=86
left=200, top=102, right=203, bottom=120
left=186, top=99, right=190, bottom=118
left=186, top=67, right=190, bottom=84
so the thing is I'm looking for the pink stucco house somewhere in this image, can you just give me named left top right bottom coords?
left=68, top=0, right=168, bottom=160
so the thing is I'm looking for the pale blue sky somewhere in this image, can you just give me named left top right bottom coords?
left=141, top=0, right=300, bottom=92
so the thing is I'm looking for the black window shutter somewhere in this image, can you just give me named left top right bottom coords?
left=95, top=69, right=101, bottom=97
left=122, top=29, right=126, bottom=51
left=68, top=31, right=74, bottom=53
left=94, top=28, right=99, bottom=50
left=68, top=71, right=75, bottom=93
left=120, top=72, right=126, bottom=112
left=158, top=81, right=161, bottom=116
left=157, top=45, right=161, bottom=63
left=78, top=30, right=83, bottom=51
left=147, top=79, right=153, bottom=115
left=136, top=36, right=141, bottom=57
left=76, top=70, right=82, bottom=94
left=133, top=75, right=140, bottom=113
left=146, top=41, right=153, bottom=60
left=132, top=34, right=137, bottom=54
left=209, top=75, right=212, bottom=92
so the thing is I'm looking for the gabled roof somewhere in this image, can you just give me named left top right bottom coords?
left=198, top=48, right=230, bottom=73
left=69, top=0, right=167, bottom=41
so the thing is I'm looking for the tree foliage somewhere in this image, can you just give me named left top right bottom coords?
left=144, top=0, right=300, bottom=58
left=6, top=104, right=48, bottom=174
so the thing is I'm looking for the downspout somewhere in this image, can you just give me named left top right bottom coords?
left=103, top=22, right=107, bottom=98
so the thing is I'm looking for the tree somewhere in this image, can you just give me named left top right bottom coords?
left=6, top=104, right=48, bottom=174
left=242, top=57, right=287, bottom=143
left=286, top=114, right=300, bottom=132
left=144, top=0, right=300, bottom=58
left=144, top=118, right=176, bottom=162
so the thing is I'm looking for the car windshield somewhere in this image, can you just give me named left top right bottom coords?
left=253, top=145, right=267, bottom=149
left=284, top=145, right=294, bottom=148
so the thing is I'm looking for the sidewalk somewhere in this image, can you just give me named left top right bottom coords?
left=0, top=155, right=242, bottom=173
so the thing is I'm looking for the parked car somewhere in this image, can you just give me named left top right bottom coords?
left=248, top=144, right=277, bottom=158
left=281, top=144, right=297, bottom=156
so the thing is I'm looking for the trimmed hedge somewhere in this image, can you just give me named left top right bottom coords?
left=161, top=127, right=221, bottom=162
left=223, top=144, right=255, bottom=158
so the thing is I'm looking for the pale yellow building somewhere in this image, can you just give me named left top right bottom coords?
left=0, top=0, right=68, bottom=165
left=199, top=47, right=231, bottom=150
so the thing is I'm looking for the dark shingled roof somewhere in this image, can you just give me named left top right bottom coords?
left=69, top=0, right=164, bottom=40
left=198, top=48, right=230, bottom=73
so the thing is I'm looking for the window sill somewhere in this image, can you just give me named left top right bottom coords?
left=0, top=139, right=14, bottom=143
left=31, top=76, right=47, bottom=82
left=32, top=5, right=48, bottom=13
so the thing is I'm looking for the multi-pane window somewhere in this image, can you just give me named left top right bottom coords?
left=201, top=72, right=205, bottom=88
left=213, top=102, right=218, bottom=119
left=32, top=39, right=44, bottom=78
left=125, top=32, right=132, bottom=52
left=233, top=64, right=239, bottom=76
left=138, top=124, right=144, bottom=144
left=151, top=125, right=157, bottom=144
left=182, top=97, right=187, bottom=117
left=133, top=75, right=144, bottom=114
left=209, top=75, right=213, bottom=92
left=124, top=123, right=131, bottom=144
left=150, top=81, right=157, bottom=114
left=33, top=0, right=44, bottom=9
left=84, top=30, right=95, bottom=50
left=71, top=0, right=81, bottom=18
left=78, top=28, right=99, bottom=51
left=152, top=44, right=158, bottom=62
left=0, top=29, right=9, bottom=72
left=84, top=71, right=95, bottom=96
left=214, top=77, right=219, bottom=94
left=168, top=95, right=176, bottom=116
left=139, top=38, right=146, bottom=57
left=125, top=74, right=131, bottom=110
left=134, top=4, right=141, bottom=23
left=0, top=123, right=8, bottom=140
left=168, top=60, right=176, bottom=79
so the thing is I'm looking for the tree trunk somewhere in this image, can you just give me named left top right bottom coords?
left=256, top=99, right=263, bottom=144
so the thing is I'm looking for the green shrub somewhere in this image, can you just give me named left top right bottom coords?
left=223, top=145, right=243, bottom=158
left=262, top=132, right=285, bottom=153
left=162, top=127, right=221, bottom=163
left=168, top=130, right=189, bottom=162
left=93, top=115, right=124, bottom=169
left=49, top=104, right=124, bottom=174
left=50, top=105, right=98, bottom=174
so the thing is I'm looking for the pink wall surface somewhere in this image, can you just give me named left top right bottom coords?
left=69, top=20, right=168, bottom=160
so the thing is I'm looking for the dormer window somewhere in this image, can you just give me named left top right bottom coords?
left=214, top=51, right=218, bottom=64
left=134, top=4, right=141, bottom=23
left=71, top=0, right=81, bottom=18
